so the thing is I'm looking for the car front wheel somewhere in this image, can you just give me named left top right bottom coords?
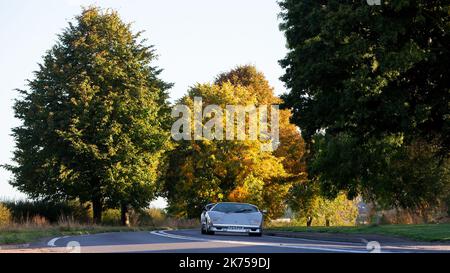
left=201, top=223, right=207, bottom=234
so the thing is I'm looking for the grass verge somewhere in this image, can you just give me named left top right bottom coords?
left=267, top=223, right=450, bottom=242
left=0, top=225, right=163, bottom=245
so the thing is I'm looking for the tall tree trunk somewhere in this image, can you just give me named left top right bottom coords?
left=306, top=216, right=313, bottom=227
left=325, top=219, right=330, bottom=227
left=121, top=203, right=130, bottom=226
left=92, top=198, right=103, bottom=224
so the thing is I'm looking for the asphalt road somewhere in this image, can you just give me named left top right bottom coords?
left=29, top=229, right=450, bottom=253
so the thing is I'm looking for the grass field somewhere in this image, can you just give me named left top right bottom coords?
left=267, top=223, right=450, bottom=242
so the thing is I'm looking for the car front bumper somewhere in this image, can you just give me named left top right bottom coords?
left=209, top=224, right=262, bottom=233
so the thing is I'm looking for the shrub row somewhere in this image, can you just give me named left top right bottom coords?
left=0, top=200, right=195, bottom=228
left=1, top=199, right=91, bottom=223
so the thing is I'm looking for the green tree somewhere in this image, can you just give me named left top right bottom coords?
left=289, top=181, right=358, bottom=227
left=5, top=7, right=171, bottom=224
left=288, top=181, right=320, bottom=227
left=279, top=0, right=450, bottom=208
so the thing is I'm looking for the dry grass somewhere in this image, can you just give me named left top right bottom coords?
left=159, top=217, right=199, bottom=229
left=0, top=214, right=199, bottom=245
left=0, top=202, right=199, bottom=245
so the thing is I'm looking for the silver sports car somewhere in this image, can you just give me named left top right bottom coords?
left=200, top=202, right=265, bottom=236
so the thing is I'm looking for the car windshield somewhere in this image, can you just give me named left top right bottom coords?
left=211, top=203, right=258, bottom=213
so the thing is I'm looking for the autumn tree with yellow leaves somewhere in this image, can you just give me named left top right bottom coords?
left=162, top=66, right=306, bottom=219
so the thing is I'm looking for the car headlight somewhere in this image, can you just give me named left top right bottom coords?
left=206, top=215, right=220, bottom=225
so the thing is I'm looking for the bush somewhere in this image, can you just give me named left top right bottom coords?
left=102, top=209, right=121, bottom=226
left=138, top=207, right=167, bottom=226
left=0, top=203, right=12, bottom=226
left=3, top=199, right=91, bottom=224
left=291, top=193, right=359, bottom=227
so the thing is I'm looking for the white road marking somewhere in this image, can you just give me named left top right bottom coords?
left=268, top=235, right=365, bottom=246
left=47, top=236, right=69, bottom=247
left=150, top=230, right=376, bottom=253
left=47, top=237, right=60, bottom=247
left=269, top=235, right=418, bottom=253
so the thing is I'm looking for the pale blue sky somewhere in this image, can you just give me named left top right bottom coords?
left=0, top=0, right=287, bottom=207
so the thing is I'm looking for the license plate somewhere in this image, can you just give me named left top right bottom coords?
left=226, top=226, right=246, bottom=232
